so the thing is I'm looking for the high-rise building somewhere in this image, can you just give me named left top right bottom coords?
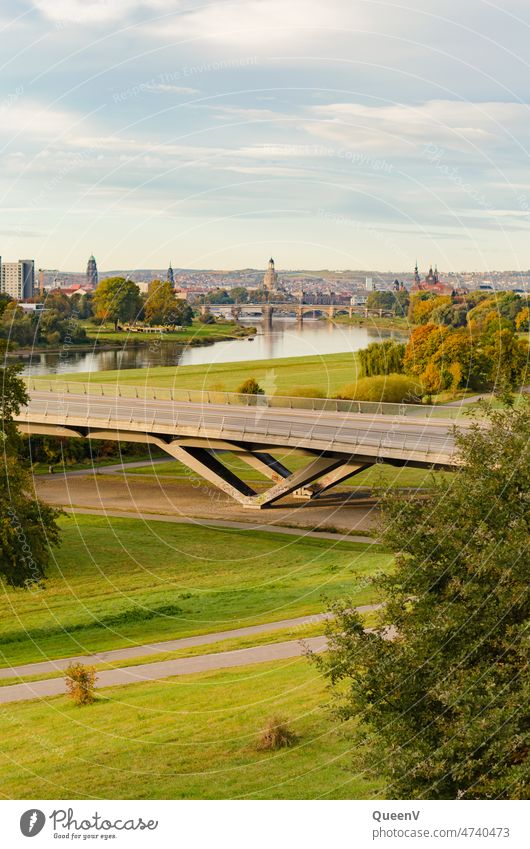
left=86, top=255, right=98, bottom=288
left=263, top=257, right=278, bottom=292
left=0, top=259, right=35, bottom=300
left=167, top=262, right=174, bottom=285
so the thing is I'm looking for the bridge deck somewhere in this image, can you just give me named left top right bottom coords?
left=18, top=389, right=462, bottom=508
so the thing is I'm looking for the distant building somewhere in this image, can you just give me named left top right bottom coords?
left=411, top=263, right=454, bottom=296
left=167, top=262, right=174, bottom=285
left=365, top=276, right=374, bottom=291
left=0, top=259, right=35, bottom=300
left=86, top=255, right=98, bottom=288
left=263, top=257, right=279, bottom=292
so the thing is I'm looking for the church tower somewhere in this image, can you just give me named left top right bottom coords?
left=167, top=262, right=174, bottom=285
left=263, top=257, right=278, bottom=292
left=86, top=255, right=98, bottom=288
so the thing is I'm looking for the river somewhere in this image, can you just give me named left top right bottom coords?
left=14, top=319, right=406, bottom=376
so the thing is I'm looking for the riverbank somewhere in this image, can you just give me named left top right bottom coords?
left=5, top=319, right=256, bottom=358
left=330, top=313, right=410, bottom=332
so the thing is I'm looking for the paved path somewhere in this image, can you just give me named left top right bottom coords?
left=61, top=506, right=378, bottom=545
left=0, top=636, right=329, bottom=704
left=0, top=605, right=380, bottom=682
left=39, top=459, right=170, bottom=479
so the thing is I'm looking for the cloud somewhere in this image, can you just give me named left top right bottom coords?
left=308, top=100, right=528, bottom=151
left=148, top=0, right=353, bottom=48
left=142, top=83, right=199, bottom=95
left=31, top=0, right=173, bottom=24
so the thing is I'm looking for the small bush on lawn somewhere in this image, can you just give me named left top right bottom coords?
left=237, top=377, right=264, bottom=395
left=256, top=716, right=298, bottom=751
left=337, top=374, right=422, bottom=404
left=65, top=662, right=97, bottom=705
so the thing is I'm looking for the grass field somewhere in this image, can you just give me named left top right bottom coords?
left=0, top=515, right=388, bottom=668
left=128, top=451, right=450, bottom=490
left=83, top=318, right=255, bottom=345
left=44, top=351, right=360, bottom=397
left=0, top=658, right=379, bottom=799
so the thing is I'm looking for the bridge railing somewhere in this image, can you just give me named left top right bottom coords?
left=23, top=376, right=463, bottom=419
left=18, top=399, right=456, bottom=458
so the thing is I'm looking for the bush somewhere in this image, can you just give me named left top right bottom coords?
left=237, top=377, right=264, bottom=395
left=286, top=386, right=326, bottom=398
left=256, top=716, right=298, bottom=751
left=65, top=662, right=97, bottom=705
left=337, top=374, right=422, bottom=403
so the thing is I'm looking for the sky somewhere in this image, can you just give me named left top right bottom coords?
left=1, top=0, right=530, bottom=272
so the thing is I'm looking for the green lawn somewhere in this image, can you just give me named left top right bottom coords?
left=41, top=351, right=360, bottom=397
left=0, top=658, right=379, bottom=799
left=0, top=515, right=388, bottom=668
left=83, top=319, right=255, bottom=345
left=129, top=452, right=450, bottom=489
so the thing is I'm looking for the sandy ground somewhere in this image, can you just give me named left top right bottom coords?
left=34, top=472, right=380, bottom=534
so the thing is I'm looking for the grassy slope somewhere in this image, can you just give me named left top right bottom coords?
left=46, top=351, right=359, bottom=396
left=0, top=515, right=388, bottom=667
left=0, top=658, right=379, bottom=799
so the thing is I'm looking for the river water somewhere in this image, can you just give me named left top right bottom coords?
left=15, top=319, right=406, bottom=376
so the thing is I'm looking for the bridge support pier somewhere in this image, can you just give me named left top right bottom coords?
left=243, top=455, right=352, bottom=509
left=162, top=443, right=256, bottom=505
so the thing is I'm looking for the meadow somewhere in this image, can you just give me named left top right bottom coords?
left=42, top=351, right=360, bottom=397
left=0, top=658, right=381, bottom=799
left=0, top=514, right=388, bottom=668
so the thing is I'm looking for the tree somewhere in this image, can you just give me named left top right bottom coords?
left=230, top=286, right=249, bottom=304
left=0, top=343, right=61, bottom=586
left=144, top=280, right=179, bottom=326
left=317, top=401, right=530, bottom=799
left=485, top=328, right=528, bottom=401
left=366, top=291, right=409, bottom=316
left=0, top=293, right=12, bottom=318
left=358, top=340, right=405, bottom=377
left=515, top=307, right=529, bottom=333
left=93, top=277, right=142, bottom=330
left=144, top=280, right=192, bottom=327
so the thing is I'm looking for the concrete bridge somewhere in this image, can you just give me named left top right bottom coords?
left=17, top=385, right=461, bottom=509
left=200, top=302, right=394, bottom=324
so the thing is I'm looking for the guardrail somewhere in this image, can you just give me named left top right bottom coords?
left=18, top=399, right=456, bottom=459
left=23, top=377, right=463, bottom=420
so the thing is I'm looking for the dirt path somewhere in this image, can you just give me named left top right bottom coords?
left=34, top=474, right=380, bottom=535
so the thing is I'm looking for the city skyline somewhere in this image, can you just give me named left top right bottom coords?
left=2, top=1, right=530, bottom=271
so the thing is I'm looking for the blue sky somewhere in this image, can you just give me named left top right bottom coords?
left=1, top=0, right=530, bottom=271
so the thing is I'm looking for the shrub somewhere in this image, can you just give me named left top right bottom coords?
left=65, top=662, right=97, bottom=705
left=256, top=716, right=298, bottom=751
left=286, top=386, right=326, bottom=398
left=337, top=374, right=422, bottom=404
left=237, top=377, right=264, bottom=395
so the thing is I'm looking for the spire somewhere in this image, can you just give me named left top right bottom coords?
left=167, top=261, right=174, bottom=285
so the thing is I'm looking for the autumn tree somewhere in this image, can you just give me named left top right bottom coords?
left=93, top=277, right=142, bottom=330
left=0, top=344, right=61, bottom=587
left=317, top=400, right=530, bottom=799
left=144, top=280, right=192, bottom=327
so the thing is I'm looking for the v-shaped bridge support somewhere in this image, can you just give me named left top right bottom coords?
left=160, top=441, right=371, bottom=508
